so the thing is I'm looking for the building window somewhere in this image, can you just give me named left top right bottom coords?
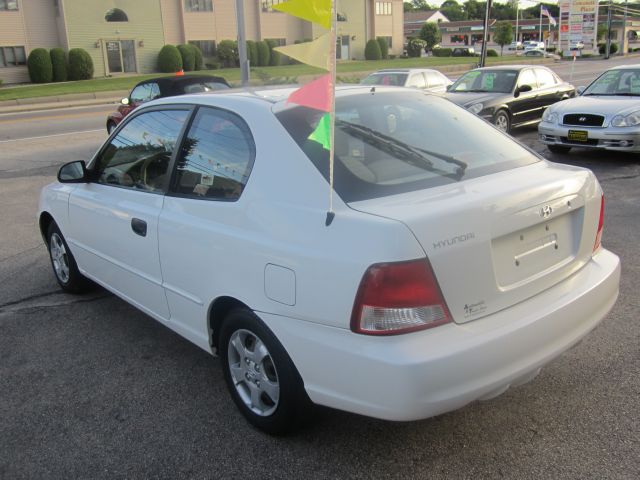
left=105, top=8, right=128, bottom=22
left=375, top=2, right=392, bottom=15
left=262, top=0, right=284, bottom=12
left=337, top=12, right=347, bottom=22
left=189, top=40, right=216, bottom=57
left=185, top=0, right=213, bottom=12
left=0, top=46, right=26, bottom=67
left=0, top=1, right=18, bottom=11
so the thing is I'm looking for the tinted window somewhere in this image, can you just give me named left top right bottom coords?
left=182, top=81, right=230, bottom=94
left=172, top=107, right=255, bottom=200
left=361, top=73, right=408, bottom=87
left=517, top=69, right=538, bottom=89
left=95, top=110, right=189, bottom=192
left=535, top=69, right=556, bottom=88
left=450, top=70, right=517, bottom=93
left=130, top=84, right=153, bottom=103
left=275, top=91, right=538, bottom=202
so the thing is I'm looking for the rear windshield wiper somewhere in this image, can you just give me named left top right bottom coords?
left=335, top=119, right=467, bottom=180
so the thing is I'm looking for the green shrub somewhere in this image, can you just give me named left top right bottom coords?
left=546, top=47, right=556, bottom=53
left=157, top=45, right=182, bottom=73
left=246, top=40, right=258, bottom=66
left=365, top=39, right=382, bottom=60
left=217, top=40, right=238, bottom=67
left=266, top=39, right=281, bottom=66
left=598, top=43, right=618, bottom=55
left=388, top=54, right=396, bottom=59
left=376, top=37, right=389, bottom=59
left=205, top=60, right=221, bottom=70
left=177, top=44, right=195, bottom=71
left=407, top=38, right=426, bottom=57
left=50, top=48, right=67, bottom=82
left=191, top=44, right=203, bottom=70
left=256, top=40, right=270, bottom=67
left=432, top=47, right=452, bottom=57
left=487, top=49, right=498, bottom=57
left=67, top=48, right=93, bottom=80
left=27, top=48, right=53, bottom=83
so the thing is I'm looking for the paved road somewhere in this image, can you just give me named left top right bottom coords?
left=0, top=62, right=639, bottom=479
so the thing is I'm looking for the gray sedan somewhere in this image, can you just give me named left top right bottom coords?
left=539, top=65, right=640, bottom=153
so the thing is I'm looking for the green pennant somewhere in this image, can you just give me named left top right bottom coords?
left=308, top=113, right=331, bottom=150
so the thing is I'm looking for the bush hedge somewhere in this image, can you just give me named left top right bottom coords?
left=256, top=40, right=270, bottom=67
left=365, top=39, right=382, bottom=60
left=407, top=38, right=426, bottom=58
left=68, top=48, right=93, bottom=80
left=191, top=44, right=203, bottom=70
left=177, top=44, right=195, bottom=71
left=376, top=37, right=389, bottom=59
left=218, top=40, right=238, bottom=67
left=50, top=48, right=67, bottom=82
left=266, top=39, right=281, bottom=66
left=27, top=48, right=53, bottom=83
left=598, top=43, right=618, bottom=55
left=246, top=40, right=258, bottom=66
left=158, top=45, right=182, bottom=73
left=487, top=49, right=498, bottom=57
left=432, top=47, right=452, bottom=57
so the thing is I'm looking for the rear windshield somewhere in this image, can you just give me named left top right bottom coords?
left=274, top=90, right=539, bottom=202
left=182, top=81, right=230, bottom=94
left=361, top=73, right=408, bottom=87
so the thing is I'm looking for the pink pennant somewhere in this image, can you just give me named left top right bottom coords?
left=287, top=74, right=333, bottom=112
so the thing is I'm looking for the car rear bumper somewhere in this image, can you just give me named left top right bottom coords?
left=258, top=248, right=620, bottom=421
left=539, top=123, right=640, bottom=151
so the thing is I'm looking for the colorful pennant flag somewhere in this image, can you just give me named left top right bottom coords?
left=274, top=33, right=331, bottom=71
left=273, top=0, right=332, bottom=30
left=287, top=73, right=332, bottom=112
left=308, top=113, right=331, bottom=150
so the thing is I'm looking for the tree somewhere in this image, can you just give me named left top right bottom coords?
left=597, top=24, right=608, bottom=42
left=440, top=0, right=467, bottom=21
left=494, top=21, right=513, bottom=56
left=464, top=0, right=482, bottom=20
left=419, top=22, right=442, bottom=51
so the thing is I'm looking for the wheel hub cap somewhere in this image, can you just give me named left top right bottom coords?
left=50, top=233, right=70, bottom=283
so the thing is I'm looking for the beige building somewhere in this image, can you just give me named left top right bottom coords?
left=1, top=0, right=404, bottom=84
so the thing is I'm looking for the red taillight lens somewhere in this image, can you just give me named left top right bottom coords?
left=351, top=259, right=452, bottom=335
left=593, top=194, right=604, bottom=252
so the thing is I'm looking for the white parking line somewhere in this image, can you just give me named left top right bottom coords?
left=0, top=129, right=104, bottom=144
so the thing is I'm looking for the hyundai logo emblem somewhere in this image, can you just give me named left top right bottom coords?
left=540, top=205, right=553, bottom=218
left=579, top=116, right=587, bottom=122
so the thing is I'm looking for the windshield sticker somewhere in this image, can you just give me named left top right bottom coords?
left=483, top=74, right=495, bottom=90
left=631, top=78, right=640, bottom=93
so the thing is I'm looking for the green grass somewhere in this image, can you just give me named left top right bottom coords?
left=0, top=56, right=532, bottom=102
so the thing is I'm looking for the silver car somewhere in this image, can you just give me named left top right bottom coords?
left=360, top=68, right=452, bottom=94
left=539, top=65, right=640, bottom=153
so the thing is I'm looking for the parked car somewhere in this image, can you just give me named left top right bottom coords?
left=444, top=65, right=575, bottom=133
left=539, top=65, right=640, bottom=153
left=524, top=49, right=560, bottom=60
left=106, top=74, right=230, bottom=133
left=524, top=41, right=545, bottom=52
left=508, top=41, right=524, bottom=50
left=360, top=68, right=452, bottom=93
left=452, top=47, right=476, bottom=57
left=41, top=86, right=620, bottom=434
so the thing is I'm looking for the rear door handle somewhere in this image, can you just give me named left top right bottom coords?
left=131, top=218, right=147, bottom=237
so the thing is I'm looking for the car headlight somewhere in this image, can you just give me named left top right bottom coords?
left=467, top=103, right=483, bottom=115
left=542, top=109, right=558, bottom=124
left=611, top=110, right=640, bottom=127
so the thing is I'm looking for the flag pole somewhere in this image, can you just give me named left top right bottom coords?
left=326, top=0, right=337, bottom=226
left=539, top=5, right=543, bottom=42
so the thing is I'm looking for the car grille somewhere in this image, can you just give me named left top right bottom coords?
left=562, top=114, right=605, bottom=127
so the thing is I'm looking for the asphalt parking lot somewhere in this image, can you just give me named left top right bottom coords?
left=1, top=104, right=639, bottom=478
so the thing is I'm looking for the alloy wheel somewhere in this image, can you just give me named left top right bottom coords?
left=50, top=232, right=70, bottom=284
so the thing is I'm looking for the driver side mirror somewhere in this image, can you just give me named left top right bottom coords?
left=576, top=86, right=586, bottom=95
left=446, top=84, right=452, bottom=92
left=121, top=97, right=130, bottom=105
left=57, top=160, right=88, bottom=183
left=514, top=84, right=533, bottom=97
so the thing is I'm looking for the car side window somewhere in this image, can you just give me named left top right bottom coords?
left=535, top=68, right=556, bottom=88
left=425, top=71, right=444, bottom=88
left=130, top=84, right=152, bottom=103
left=94, top=109, right=189, bottom=193
left=172, top=107, right=255, bottom=201
left=406, top=73, right=427, bottom=89
left=517, top=69, right=538, bottom=89
left=148, top=82, right=161, bottom=100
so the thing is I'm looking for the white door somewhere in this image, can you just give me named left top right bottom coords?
left=67, top=108, right=190, bottom=320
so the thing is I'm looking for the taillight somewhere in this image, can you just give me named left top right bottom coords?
left=593, top=193, right=604, bottom=252
left=350, top=259, right=452, bottom=335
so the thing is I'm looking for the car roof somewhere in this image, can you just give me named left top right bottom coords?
left=134, top=74, right=229, bottom=88
left=607, top=64, right=640, bottom=70
left=373, top=68, right=443, bottom=74
left=474, top=65, right=538, bottom=71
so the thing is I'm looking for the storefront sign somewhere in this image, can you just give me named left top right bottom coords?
left=560, top=0, right=599, bottom=55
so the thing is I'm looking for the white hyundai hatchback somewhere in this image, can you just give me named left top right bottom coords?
left=39, top=86, right=620, bottom=434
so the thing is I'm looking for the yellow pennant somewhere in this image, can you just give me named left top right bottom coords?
left=272, top=0, right=332, bottom=30
left=274, top=33, right=331, bottom=71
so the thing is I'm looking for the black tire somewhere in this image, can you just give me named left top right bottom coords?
left=46, top=222, right=94, bottom=294
left=494, top=109, right=511, bottom=134
left=548, top=145, right=572, bottom=154
left=219, top=308, right=312, bottom=435
left=107, top=121, right=116, bottom=134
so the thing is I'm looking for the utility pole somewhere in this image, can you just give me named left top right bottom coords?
left=235, top=0, right=249, bottom=86
left=623, top=0, right=629, bottom=54
left=606, top=0, right=613, bottom=59
left=479, top=0, right=492, bottom=67
left=515, top=2, right=519, bottom=44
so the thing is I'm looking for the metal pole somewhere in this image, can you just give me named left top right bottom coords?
left=515, top=2, right=519, bottom=44
left=479, top=0, right=492, bottom=67
left=623, top=0, right=629, bottom=55
left=235, top=0, right=249, bottom=87
left=606, top=0, right=613, bottom=59
left=539, top=5, right=543, bottom=42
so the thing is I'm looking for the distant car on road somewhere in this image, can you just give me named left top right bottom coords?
left=360, top=68, right=452, bottom=93
left=444, top=65, right=575, bottom=133
left=106, top=75, right=230, bottom=133
left=524, top=50, right=560, bottom=60
left=524, top=41, right=545, bottom=52
left=508, top=41, right=524, bottom=50
left=539, top=65, right=640, bottom=153
left=452, top=47, right=476, bottom=57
